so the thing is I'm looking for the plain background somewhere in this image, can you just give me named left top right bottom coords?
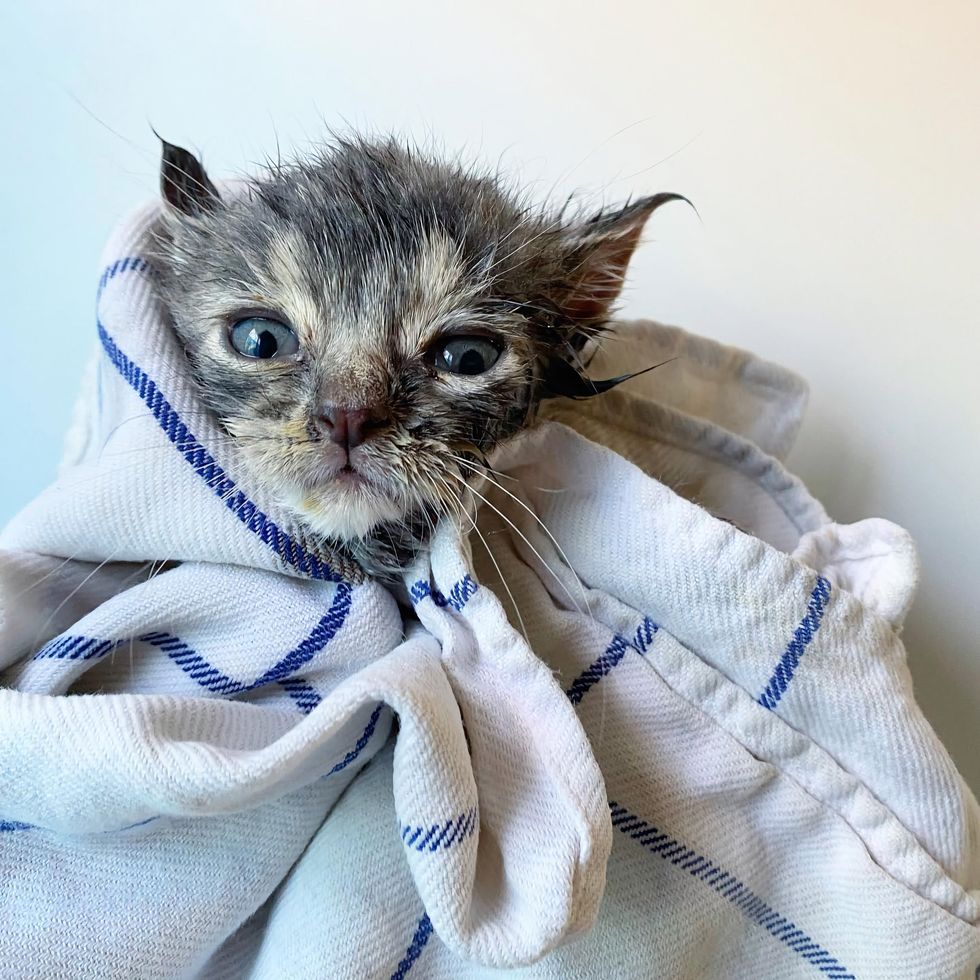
left=1, top=1, right=977, bottom=791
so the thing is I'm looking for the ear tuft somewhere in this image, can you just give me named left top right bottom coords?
left=158, top=137, right=221, bottom=216
left=539, top=353, right=677, bottom=400
left=559, top=192, right=691, bottom=328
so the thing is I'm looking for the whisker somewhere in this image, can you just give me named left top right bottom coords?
left=29, top=550, right=122, bottom=652
left=443, top=468, right=583, bottom=617
left=466, top=508, right=532, bottom=652
left=451, top=454, right=594, bottom=626
left=6, top=552, right=87, bottom=603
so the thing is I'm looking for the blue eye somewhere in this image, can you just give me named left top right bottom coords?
left=434, top=336, right=502, bottom=375
left=229, top=317, right=299, bottom=359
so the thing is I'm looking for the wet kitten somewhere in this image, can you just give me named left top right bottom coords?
left=151, top=136, right=682, bottom=580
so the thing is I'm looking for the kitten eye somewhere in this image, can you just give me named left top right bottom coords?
left=229, top=317, right=299, bottom=359
left=433, top=336, right=502, bottom=376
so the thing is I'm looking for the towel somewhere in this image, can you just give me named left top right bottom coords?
left=1, top=199, right=978, bottom=980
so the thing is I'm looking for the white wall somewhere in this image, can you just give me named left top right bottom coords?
left=1, top=0, right=977, bottom=789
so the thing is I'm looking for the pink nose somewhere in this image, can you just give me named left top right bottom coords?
left=316, top=405, right=386, bottom=449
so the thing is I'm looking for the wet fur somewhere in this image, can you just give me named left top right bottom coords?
left=151, top=136, right=675, bottom=580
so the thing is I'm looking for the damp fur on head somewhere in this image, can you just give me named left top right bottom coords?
left=148, top=132, right=687, bottom=579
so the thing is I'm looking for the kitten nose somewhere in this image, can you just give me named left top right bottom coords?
left=317, top=404, right=386, bottom=449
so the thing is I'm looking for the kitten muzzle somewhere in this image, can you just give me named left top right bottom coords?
left=315, top=403, right=388, bottom=451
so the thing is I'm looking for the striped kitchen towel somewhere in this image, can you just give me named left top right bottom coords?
left=0, top=200, right=977, bottom=979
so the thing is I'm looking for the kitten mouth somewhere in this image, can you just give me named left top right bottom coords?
left=331, top=461, right=389, bottom=494
left=334, top=464, right=363, bottom=486
left=298, top=454, right=378, bottom=492
left=288, top=453, right=405, bottom=542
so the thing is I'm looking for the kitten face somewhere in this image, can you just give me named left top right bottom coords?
left=151, top=137, right=680, bottom=576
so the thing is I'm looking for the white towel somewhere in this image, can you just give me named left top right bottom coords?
left=1, top=200, right=977, bottom=979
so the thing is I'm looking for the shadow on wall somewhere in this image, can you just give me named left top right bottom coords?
left=789, top=411, right=881, bottom=526
left=791, top=413, right=980, bottom=797
left=903, top=608, right=980, bottom=797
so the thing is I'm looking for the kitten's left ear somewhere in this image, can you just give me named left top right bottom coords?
left=537, top=192, right=690, bottom=400
left=159, top=138, right=221, bottom=216
left=559, top=192, right=690, bottom=328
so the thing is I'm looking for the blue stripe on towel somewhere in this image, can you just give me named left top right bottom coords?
left=566, top=634, right=630, bottom=705
left=390, top=913, right=433, bottom=980
left=278, top=678, right=322, bottom=714
left=0, top=817, right=157, bottom=835
left=610, top=802, right=855, bottom=978
left=33, top=584, right=352, bottom=699
left=566, top=616, right=659, bottom=704
left=565, top=576, right=831, bottom=714
left=323, top=703, right=386, bottom=777
left=0, top=821, right=34, bottom=832
left=96, top=256, right=345, bottom=584
left=400, top=806, right=478, bottom=853
left=757, top=576, right=832, bottom=711
left=409, top=575, right=478, bottom=611
left=31, top=635, right=118, bottom=662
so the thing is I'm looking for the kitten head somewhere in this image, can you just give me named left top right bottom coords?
left=151, top=136, right=682, bottom=575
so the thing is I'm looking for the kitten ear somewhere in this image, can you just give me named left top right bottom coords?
left=559, top=192, right=690, bottom=327
left=159, top=138, right=221, bottom=216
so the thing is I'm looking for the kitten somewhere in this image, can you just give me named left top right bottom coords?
left=151, top=136, right=683, bottom=580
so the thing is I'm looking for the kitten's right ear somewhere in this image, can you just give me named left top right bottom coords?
left=159, top=138, right=221, bottom=216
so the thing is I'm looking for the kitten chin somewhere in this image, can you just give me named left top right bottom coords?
left=281, top=481, right=404, bottom=543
